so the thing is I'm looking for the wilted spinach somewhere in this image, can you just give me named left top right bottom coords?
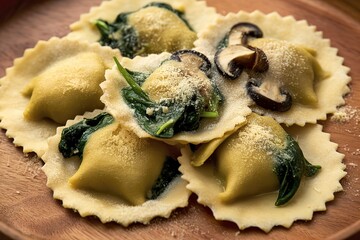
left=273, top=134, right=321, bottom=206
left=58, top=112, right=114, bottom=159
left=216, top=34, right=229, bottom=51
left=148, top=157, right=181, bottom=200
left=95, top=2, right=192, bottom=58
left=114, top=57, right=222, bottom=138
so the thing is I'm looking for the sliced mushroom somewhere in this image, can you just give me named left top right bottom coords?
left=228, top=22, right=263, bottom=46
left=170, top=49, right=212, bottom=75
left=214, top=45, right=256, bottom=79
left=246, top=46, right=269, bottom=73
left=246, top=79, right=292, bottom=112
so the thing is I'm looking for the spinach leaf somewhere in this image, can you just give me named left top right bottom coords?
left=95, top=2, right=193, bottom=58
left=273, top=134, right=321, bottom=206
left=58, top=112, right=114, bottom=159
left=148, top=156, right=181, bottom=200
left=114, top=57, right=222, bottom=138
left=216, top=34, right=229, bottom=50
left=126, top=69, right=150, bottom=86
left=95, top=17, right=141, bottom=58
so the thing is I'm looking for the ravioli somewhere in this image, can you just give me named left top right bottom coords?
left=42, top=110, right=191, bottom=225
left=214, top=113, right=321, bottom=205
left=68, top=120, right=171, bottom=205
left=194, top=11, right=351, bottom=126
left=249, top=38, right=328, bottom=105
left=214, top=114, right=282, bottom=203
left=0, top=2, right=351, bottom=233
left=179, top=123, right=346, bottom=232
left=22, top=52, right=105, bottom=124
left=127, top=5, right=196, bottom=55
left=0, top=37, right=120, bottom=156
left=96, top=4, right=197, bottom=57
left=101, top=52, right=251, bottom=145
left=67, top=0, right=218, bottom=57
left=141, top=60, right=214, bottom=103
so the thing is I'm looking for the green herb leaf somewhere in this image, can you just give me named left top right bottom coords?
left=95, top=14, right=141, bottom=58
left=200, top=111, right=219, bottom=118
left=114, top=57, right=150, bottom=101
left=303, top=158, right=321, bottom=177
left=156, top=119, right=175, bottom=135
left=95, top=2, right=194, bottom=58
left=94, top=19, right=110, bottom=36
left=58, top=113, right=114, bottom=159
left=149, top=156, right=181, bottom=200
left=116, top=59, right=222, bottom=138
left=216, top=33, right=230, bottom=50
left=273, top=134, right=321, bottom=206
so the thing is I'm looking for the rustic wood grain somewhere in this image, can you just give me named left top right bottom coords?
left=0, top=0, right=359, bottom=239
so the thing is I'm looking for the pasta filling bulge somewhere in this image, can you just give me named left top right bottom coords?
left=191, top=113, right=321, bottom=205
left=22, top=52, right=106, bottom=124
left=114, top=50, right=223, bottom=138
left=95, top=2, right=197, bottom=58
left=58, top=112, right=181, bottom=205
left=214, top=22, right=328, bottom=112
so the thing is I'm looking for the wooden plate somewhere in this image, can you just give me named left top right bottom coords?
left=0, top=0, right=359, bottom=239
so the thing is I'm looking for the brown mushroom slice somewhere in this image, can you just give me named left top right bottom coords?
left=215, top=45, right=256, bottom=79
left=246, top=79, right=292, bottom=112
left=170, top=49, right=212, bottom=75
left=247, top=46, right=269, bottom=73
left=228, top=22, right=263, bottom=46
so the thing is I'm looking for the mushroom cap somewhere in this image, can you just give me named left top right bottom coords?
left=215, top=45, right=256, bottom=79
left=170, top=49, right=212, bottom=75
left=246, top=79, right=292, bottom=112
left=228, top=22, right=263, bottom=46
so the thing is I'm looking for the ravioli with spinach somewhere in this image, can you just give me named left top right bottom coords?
left=58, top=112, right=181, bottom=205
left=42, top=110, right=191, bottom=226
left=114, top=50, right=223, bottom=138
left=95, top=2, right=197, bottom=58
left=102, top=52, right=251, bottom=144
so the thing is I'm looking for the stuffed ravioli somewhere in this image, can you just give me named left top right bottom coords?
left=42, top=110, right=191, bottom=225
left=0, top=37, right=120, bottom=156
left=179, top=114, right=346, bottom=232
left=101, top=52, right=251, bottom=145
left=67, top=0, right=218, bottom=58
left=194, top=11, right=351, bottom=126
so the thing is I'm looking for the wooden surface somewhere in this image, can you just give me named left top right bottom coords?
left=0, top=0, right=359, bottom=239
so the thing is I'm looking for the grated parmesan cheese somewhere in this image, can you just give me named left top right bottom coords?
left=141, top=60, right=213, bottom=104
left=331, top=105, right=359, bottom=123
left=231, top=122, right=283, bottom=153
left=146, top=107, right=155, bottom=116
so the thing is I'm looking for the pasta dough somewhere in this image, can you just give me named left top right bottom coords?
left=42, top=110, right=191, bottom=226
left=0, top=37, right=120, bottom=156
left=69, top=121, right=170, bottom=205
left=67, top=0, right=218, bottom=56
left=141, top=59, right=213, bottom=102
left=22, top=52, right=105, bottom=124
left=194, top=11, right=351, bottom=126
left=214, top=114, right=283, bottom=203
left=249, top=38, right=328, bottom=105
left=179, top=123, right=346, bottom=232
left=101, top=52, right=251, bottom=145
left=126, top=6, right=197, bottom=55
left=190, top=113, right=321, bottom=206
